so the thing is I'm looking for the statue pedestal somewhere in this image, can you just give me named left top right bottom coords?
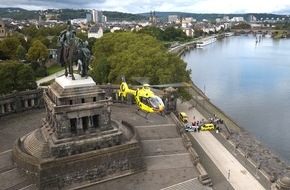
left=12, top=76, right=146, bottom=189
left=55, top=74, right=96, bottom=89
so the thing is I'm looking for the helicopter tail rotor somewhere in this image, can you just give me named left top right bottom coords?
left=119, top=75, right=129, bottom=98
left=119, top=82, right=129, bottom=97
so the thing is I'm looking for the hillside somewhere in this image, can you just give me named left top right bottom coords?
left=0, top=8, right=288, bottom=22
left=140, top=11, right=289, bottom=21
left=0, top=8, right=147, bottom=21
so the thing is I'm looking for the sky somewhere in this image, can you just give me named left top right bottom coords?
left=1, top=0, right=290, bottom=15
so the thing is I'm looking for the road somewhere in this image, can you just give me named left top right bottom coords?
left=177, top=100, right=266, bottom=190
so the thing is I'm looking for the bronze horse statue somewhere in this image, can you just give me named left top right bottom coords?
left=57, top=22, right=90, bottom=80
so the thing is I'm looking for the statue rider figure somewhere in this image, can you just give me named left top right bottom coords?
left=57, top=20, right=77, bottom=79
left=77, top=40, right=91, bottom=78
left=57, top=20, right=92, bottom=79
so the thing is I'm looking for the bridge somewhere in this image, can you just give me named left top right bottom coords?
left=231, top=28, right=289, bottom=36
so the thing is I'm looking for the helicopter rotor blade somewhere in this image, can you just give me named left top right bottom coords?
left=149, top=82, right=191, bottom=88
left=131, top=77, right=150, bottom=85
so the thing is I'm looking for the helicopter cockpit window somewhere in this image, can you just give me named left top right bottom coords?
left=147, top=97, right=160, bottom=109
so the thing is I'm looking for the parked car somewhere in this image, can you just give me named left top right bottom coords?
left=184, top=124, right=197, bottom=132
left=178, top=112, right=188, bottom=123
left=200, top=123, right=215, bottom=131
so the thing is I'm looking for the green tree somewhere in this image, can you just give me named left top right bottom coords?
left=194, top=29, right=204, bottom=38
left=30, top=61, right=48, bottom=77
left=15, top=45, right=27, bottom=61
left=90, top=32, right=191, bottom=90
left=231, top=22, right=251, bottom=29
left=0, top=61, right=37, bottom=94
left=137, top=26, right=165, bottom=41
left=163, top=27, right=189, bottom=42
left=0, top=37, right=21, bottom=60
left=21, top=25, right=38, bottom=38
left=26, top=40, right=48, bottom=63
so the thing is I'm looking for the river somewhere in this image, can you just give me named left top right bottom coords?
left=181, top=34, right=290, bottom=164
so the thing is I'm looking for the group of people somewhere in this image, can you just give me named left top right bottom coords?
left=186, top=114, right=223, bottom=133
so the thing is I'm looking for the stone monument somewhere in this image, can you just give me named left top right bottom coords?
left=12, top=75, right=146, bottom=189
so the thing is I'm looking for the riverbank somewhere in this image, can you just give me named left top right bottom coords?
left=187, top=80, right=290, bottom=184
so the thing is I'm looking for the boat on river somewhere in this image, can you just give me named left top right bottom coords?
left=196, top=37, right=217, bottom=48
left=225, top=32, right=234, bottom=37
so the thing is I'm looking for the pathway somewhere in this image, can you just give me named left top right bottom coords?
left=177, top=100, right=265, bottom=190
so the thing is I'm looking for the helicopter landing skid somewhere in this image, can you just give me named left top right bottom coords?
left=158, top=111, right=165, bottom=117
left=135, top=110, right=149, bottom=119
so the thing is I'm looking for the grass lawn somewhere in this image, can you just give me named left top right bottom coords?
left=36, top=65, right=63, bottom=81
left=48, top=65, right=63, bottom=75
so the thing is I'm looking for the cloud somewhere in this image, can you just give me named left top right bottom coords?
left=0, top=0, right=290, bottom=14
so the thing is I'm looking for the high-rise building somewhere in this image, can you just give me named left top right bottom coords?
left=91, top=9, right=103, bottom=23
left=86, top=13, right=92, bottom=22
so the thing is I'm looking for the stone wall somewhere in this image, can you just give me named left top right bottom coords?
left=12, top=121, right=146, bottom=190
left=0, top=89, right=44, bottom=117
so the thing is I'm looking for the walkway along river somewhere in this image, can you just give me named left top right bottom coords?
left=181, top=34, right=290, bottom=181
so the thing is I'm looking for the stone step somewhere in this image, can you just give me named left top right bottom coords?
left=23, top=130, right=49, bottom=158
left=4, top=180, right=35, bottom=190
left=161, top=178, right=212, bottom=190
left=144, top=153, right=193, bottom=171
left=141, top=138, right=188, bottom=156
left=0, top=168, right=28, bottom=190
left=14, top=184, right=38, bottom=190
left=0, top=165, right=15, bottom=174
left=135, top=124, right=180, bottom=140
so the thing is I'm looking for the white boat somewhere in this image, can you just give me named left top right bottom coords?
left=196, top=37, right=217, bottom=48
left=225, top=32, right=234, bottom=37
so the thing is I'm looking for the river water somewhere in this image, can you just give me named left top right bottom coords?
left=181, top=34, right=290, bottom=164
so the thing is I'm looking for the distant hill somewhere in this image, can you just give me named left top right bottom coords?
left=140, top=11, right=290, bottom=22
left=0, top=8, right=147, bottom=21
left=0, top=8, right=288, bottom=22
left=0, top=7, right=39, bottom=20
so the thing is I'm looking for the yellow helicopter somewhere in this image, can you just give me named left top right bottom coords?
left=118, top=76, right=165, bottom=118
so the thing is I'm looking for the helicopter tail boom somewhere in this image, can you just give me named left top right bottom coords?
left=118, top=82, right=136, bottom=98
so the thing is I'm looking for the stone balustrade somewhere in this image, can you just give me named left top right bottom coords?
left=0, top=89, right=44, bottom=117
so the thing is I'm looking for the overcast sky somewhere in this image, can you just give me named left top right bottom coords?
left=1, top=0, right=290, bottom=14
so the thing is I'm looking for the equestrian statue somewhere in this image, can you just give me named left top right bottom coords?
left=57, top=20, right=91, bottom=80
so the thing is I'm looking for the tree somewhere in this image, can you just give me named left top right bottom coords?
left=137, top=26, right=189, bottom=42
left=21, top=25, right=38, bottom=38
left=90, top=32, right=191, bottom=88
left=26, top=40, right=48, bottom=63
left=30, top=61, right=48, bottom=77
left=231, top=22, right=251, bottom=29
left=15, top=45, right=27, bottom=61
left=0, top=61, right=37, bottom=94
left=163, top=27, right=189, bottom=42
left=137, top=26, right=164, bottom=41
left=0, top=37, right=21, bottom=60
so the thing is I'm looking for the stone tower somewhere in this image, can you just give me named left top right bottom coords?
left=12, top=75, right=146, bottom=189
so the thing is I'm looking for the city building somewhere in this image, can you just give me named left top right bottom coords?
left=91, top=9, right=103, bottom=23
left=149, top=11, right=157, bottom=24
left=168, top=15, right=179, bottom=23
left=88, top=24, right=103, bottom=38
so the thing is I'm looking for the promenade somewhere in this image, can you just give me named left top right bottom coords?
left=177, top=100, right=266, bottom=190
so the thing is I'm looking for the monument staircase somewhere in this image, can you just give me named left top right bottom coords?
left=23, top=130, right=50, bottom=158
